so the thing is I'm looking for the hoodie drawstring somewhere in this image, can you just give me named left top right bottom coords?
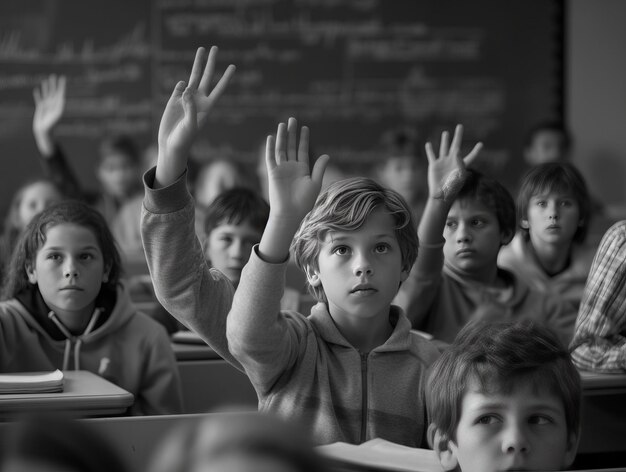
left=48, top=308, right=103, bottom=371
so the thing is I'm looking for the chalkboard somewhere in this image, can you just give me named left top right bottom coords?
left=0, top=0, right=563, bottom=218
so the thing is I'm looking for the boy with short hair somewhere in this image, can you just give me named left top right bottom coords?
left=142, top=46, right=441, bottom=446
left=394, top=126, right=574, bottom=345
left=426, top=319, right=581, bottom=472
left=226, top=118, right=440, bottom=446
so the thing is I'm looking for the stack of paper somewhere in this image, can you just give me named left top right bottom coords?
left=0, top=369, right=64, bottom=394
left=318, top=438, right=444, bottom=472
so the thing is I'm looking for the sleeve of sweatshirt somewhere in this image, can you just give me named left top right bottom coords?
left=226, top=246, right=310, bottom=396
left=133, top=315, right=184, bottom=415
left=140, top=167, right=239, bottom=368
left=393, top=244, right=443, bottom=329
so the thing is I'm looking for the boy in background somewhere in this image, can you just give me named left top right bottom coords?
left=499, top=163, right=594, bottom=315
left=394, top=126, right=573, bottom=346
left=426, top=319, right=580, bottom=472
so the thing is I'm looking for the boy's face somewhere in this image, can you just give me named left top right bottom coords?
left=204, top=220, right=262, bottom=285
left=443, top=199, right=508, bottom=282
left=523, top=192, right=580, bottom=248
left=437, top=380, right=577, bottom=472
left=97, top=152, right=139, bottom=199
left=308, top=207, right=409, bottom=321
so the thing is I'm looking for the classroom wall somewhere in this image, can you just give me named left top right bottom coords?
left=568, top=0, right=626, bottom=215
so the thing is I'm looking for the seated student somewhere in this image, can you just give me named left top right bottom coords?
left=32, top=75, right=143, bottom=227
left=426, top=319, right=581, bottom=472
left=147, top=411, right=325, bottom=472
left=375, top=126, right=428, bottom=223
left=570, top=221, right=626, bottom=372
left=0, top=178, right=65, bottom=284
left=141, top=46, right=440, bottom=446
left=523, top=120, right=572, bottom=167
left=150, top=187, right=301, bottom=334
left=394, top=126, right=574, bottom=346
left=498, top=162, right=595, bottom=315
left=0, top=200, right=183, bottom=415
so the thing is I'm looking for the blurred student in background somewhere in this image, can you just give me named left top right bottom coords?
left=0, top=178, right=65, bottom=285
left=32, top=74, right=143, bottom=227
left=376, top=127, right=428, bottom=222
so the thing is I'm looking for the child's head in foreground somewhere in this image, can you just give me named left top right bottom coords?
left=148, top=412, right=325, bottom=472
left=2, top=200, right=122, bottom=311
left=0, top=414, right=129, bottom=472
left=202, top=187, right=269, bottom=286
left=517, top=162, right=591, bottom=246
left=426, top=320, right=581, bottom=472
left=444, top=170, right=516, bottom=279
left=291, top=177, right=418, bottom=313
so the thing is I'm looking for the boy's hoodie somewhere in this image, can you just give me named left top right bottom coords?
left=0, top=284, right=183, bottom=415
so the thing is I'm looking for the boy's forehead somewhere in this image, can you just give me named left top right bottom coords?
left=449, top=198, right=494, bottom=216
left=464, top=376, right=564, bottom=409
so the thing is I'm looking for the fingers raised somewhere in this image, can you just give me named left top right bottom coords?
left=187, top=47, right=206, bottom=91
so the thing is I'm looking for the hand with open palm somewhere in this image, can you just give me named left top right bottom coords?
left=155, top=46, right=236, bottom=188
left=32, top=74, right=66, bottom=157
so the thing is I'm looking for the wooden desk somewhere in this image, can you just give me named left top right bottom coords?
left=578, top=370, right=626, bottom=462
left=172, top=340, right=257, bottom=413
left=0, top=371, right=134, bottom=418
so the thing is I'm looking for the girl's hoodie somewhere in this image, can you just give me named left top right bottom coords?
left=0, top=284, right=183, bottom=415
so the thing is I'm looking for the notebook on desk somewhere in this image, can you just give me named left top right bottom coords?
left=0, top=369, right=64, bottom=394
left=0, top=370, right=133, bottom=417
left=318, top=438, right=444, bottom=472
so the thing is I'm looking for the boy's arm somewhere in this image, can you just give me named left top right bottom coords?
left=226, top=118, right=329, bottom=392
left=32, top=75, right=84, bottom=200
left=141, top=46, right=241, bottom=366
left=570, top=221, right=626, bottom=372
left=396, top=126, right=482, bottom=325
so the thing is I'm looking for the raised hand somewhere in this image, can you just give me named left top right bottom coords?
left=424, top=124, right=482, bottom=202
left=265, top=117, right=329, bottom=222
left=32, top=74, right=66, bottom=156
left=258, top=118, right=329, bottom=263
left=155, top=46, right=236, bottom=188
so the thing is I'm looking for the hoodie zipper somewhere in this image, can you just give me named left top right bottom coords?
left=360, top=352, right=368, bottom=443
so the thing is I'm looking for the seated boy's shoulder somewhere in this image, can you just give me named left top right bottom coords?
left=407, top=331, right=443, bottom=364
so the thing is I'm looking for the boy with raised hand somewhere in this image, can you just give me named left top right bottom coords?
left=395, top=125, right=571, bottom=346
left=141, top=46, right=240, bottom=364
left=225, top=117, right=442, bottom=447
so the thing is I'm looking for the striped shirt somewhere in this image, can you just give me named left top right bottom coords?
left=570, top=221, right=626, bottom=372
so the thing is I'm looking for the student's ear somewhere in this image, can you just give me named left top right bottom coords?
left=500, top=228, right=514, bottom=246
left=305, top=266, right=322, bottom=287
left=25, top=264, right=37, bottom=284
left=520, top=219, right=530, bottom=230
left=102, top=265, right=111, bottom=284
left=562, top=430, right=580, bottom=470
left=429, top=425, right=459, bottom=471
left=400, top=264, right=411, bottom=283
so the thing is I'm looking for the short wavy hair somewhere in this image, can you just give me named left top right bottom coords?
left=517, top=162, right=591, bottom=244
left=291, top=177, right=418, bottom=302
left=426, top=319, right=581, bottom=443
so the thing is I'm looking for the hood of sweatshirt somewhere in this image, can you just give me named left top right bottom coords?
left=307, top=302, right=412, bottom=353
left=8, top=284, right=136, bottom=370
left=442, top=261, right=531, bottom=308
